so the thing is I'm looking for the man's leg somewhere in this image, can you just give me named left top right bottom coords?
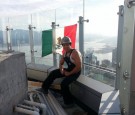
left=61, top=71, right=80, bottom=105
left=42, top=69, right=64, bottom=93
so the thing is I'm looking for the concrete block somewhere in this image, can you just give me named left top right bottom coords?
left=0, top=52, right=27, bottom=115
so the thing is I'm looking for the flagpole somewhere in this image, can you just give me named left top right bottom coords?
left=52, top=22, right=59, bottom=67
left=83, top=0, right=85, bottom=18
left=52, top=22, right=57, bottom=67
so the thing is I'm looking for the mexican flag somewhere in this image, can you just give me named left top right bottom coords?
left=42, top=24, right=77, bottom=57
left=42, top=29, right=53, bottom=57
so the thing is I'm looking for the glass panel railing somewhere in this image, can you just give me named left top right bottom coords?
left=31, top=10, right=55, bottom=31
left=30, top=10, right=55, bottom=66
left=55, top=0, right=83, bottom=49
left=0, top=0, right=124, bottom=87
left=35, top=55, right=54, bottom=66
left=0, top=18, right=9, bottom=51
left=83, top=0, right=123, bottom=87
left=84, top=63, right=116, bottom=87
left=0, top=31, right=7, bottom=51
left=56, top=2, right=83, bottom=28
left=25, top=54, right=56, bottom=66
left=8, top=15, right=31, bottom=62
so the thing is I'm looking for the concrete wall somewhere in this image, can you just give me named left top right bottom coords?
left=0, top=52, right=27, bottom=115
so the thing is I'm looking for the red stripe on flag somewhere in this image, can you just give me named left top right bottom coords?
left=62, top=24, right=77, bottom=54
left=64, top=24, right=77, bottom=48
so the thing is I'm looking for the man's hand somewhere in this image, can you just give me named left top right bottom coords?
left=60, top=68, right=65, bottom=75
left=64, top=71, right=71, bottom=76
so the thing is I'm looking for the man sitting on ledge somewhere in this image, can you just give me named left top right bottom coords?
left=41, top=36, right=82, bottom=107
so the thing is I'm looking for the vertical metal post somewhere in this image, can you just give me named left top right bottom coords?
left=52, top=22, right=57, bottom=67
left=78, top=16, right=89, bottom=75
left=119, top=1, right=135, bottom=114
left=6, top=26, right=13, bottom=52
left=79, top=16, right=84, bottom=75
left=28, top=24, right=35, bottom=63
left=115, top=5, right=124, bottom=90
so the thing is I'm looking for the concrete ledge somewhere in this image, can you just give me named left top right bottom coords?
left=27, top=63, right=57, bottom=81
left=26, top=63, right=63, bottom=85
left=71, top=75, right=120, bottom=114
left=76, top=75, right=114, bottom=96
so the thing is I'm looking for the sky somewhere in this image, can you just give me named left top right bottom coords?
left=0, top=0, right=79, bottom=17
left=0, top=0, right=124, bottom=37
left=84, top=0, right=124, bottom=36
left=0, top=0, right=124, bottom=17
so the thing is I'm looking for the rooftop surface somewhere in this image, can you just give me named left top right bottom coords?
left=28, top=80, right=88, bottom=115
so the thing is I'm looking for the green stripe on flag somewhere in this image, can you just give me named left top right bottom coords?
left=42, top=29, right=52, bottom=57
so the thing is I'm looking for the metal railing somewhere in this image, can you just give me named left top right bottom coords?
left=83, top=62, right=116, bottom=87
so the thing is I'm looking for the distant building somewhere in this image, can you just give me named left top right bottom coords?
left=84, top=49, right=98, bottom=76
left=84, top=49, right=97, bottom=64
left=112, top=48, right=117, bottom=67
left=101, top=59, right=111, bottom=67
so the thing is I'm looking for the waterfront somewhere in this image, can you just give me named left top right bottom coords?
left=0, top=40, right=116, bottom=66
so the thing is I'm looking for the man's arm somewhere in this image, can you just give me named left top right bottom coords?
left=59, top=55, right=65, bottom=74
